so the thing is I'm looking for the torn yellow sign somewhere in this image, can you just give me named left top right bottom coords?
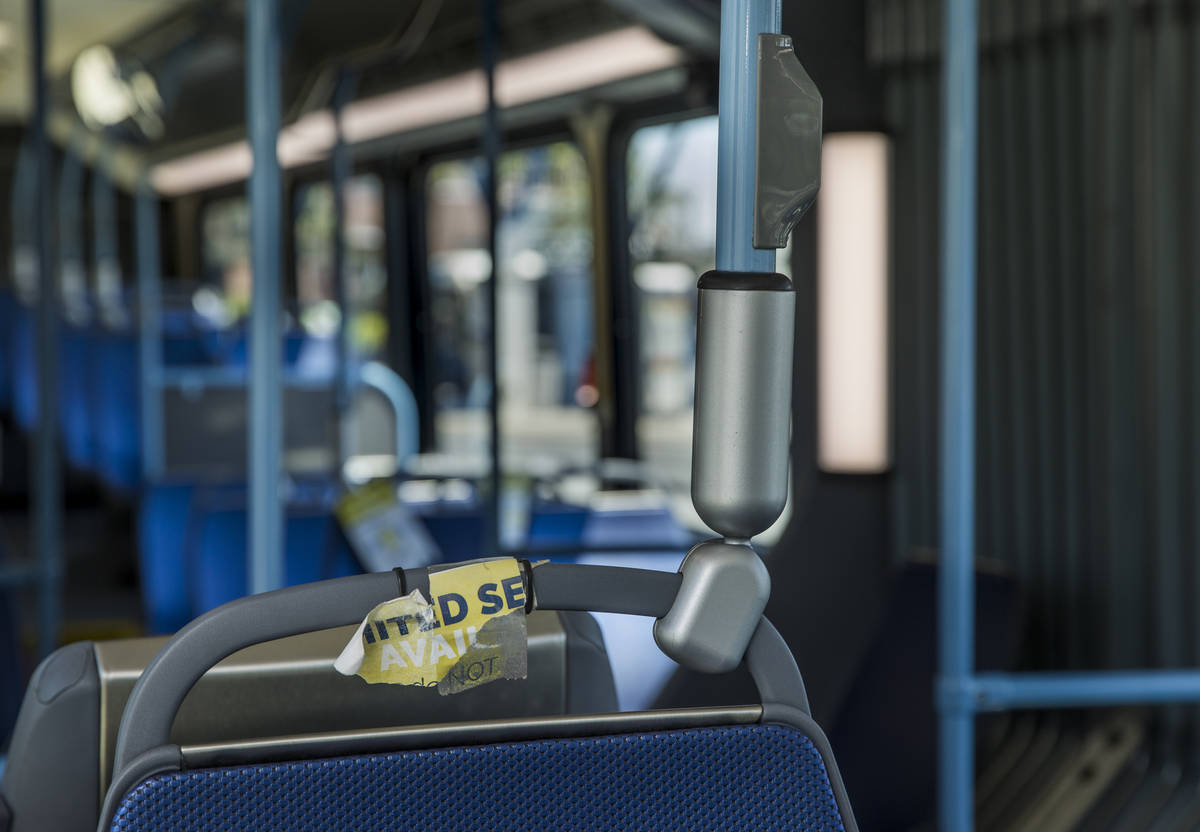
left=334, top=558, right=528, bottom=695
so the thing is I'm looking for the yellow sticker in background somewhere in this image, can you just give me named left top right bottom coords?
left=334, top=558, right=528, bottom=695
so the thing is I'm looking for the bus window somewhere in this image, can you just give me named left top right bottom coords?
left=200, top=195, right=250, bottom=320
left=293, top=174, right=388, bottom=356
left=626, top=115, right=718, bottom=491
left=425, top=142, right=596, bottom=474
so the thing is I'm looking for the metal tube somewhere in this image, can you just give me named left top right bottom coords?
left=975, top=672, right=1200, bottom=712
left=92, top=145, right=122, bottom=316
left=331, top=70, right=356, bottom=461
left=692, top=0, right=790, bottom=542
left=354, top=361, right=420, bottom=465
left=690, top=275, right=794, bottom=539
left=480, top=0, right=502, bottom=556
left=57, top=135, right=86, bottom=317
left=29, top=0, right=61, bottom=659
left=247, top=0, right=285, bottom=594
left=9, top=138, right=32, bottom=267
left=715, top=0, right=779, bottom=274
left=937, top=1, right=979, bottom=831
left=136, top=178, right=165, bottom=480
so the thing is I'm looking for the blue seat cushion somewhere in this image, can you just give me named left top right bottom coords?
left=109, top=724, right=847, bottom=831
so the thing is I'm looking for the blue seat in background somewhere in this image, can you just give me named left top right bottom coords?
left=580, top=504, right=690, bottom=550
left=412, top=501, right=486, bottom=562
left=59, top=324, right=98, bottom=472
left=137, top=482, right=197, bottom=634
left=91, top=322, right=214, bottom=493
left=93, top=331, right=141, bottom=492
left=527, top=499, right=590, bottom=548
left=185, top=483, right=359, bottom=617
left=202, top=327, right=308, bottom=370
left=12, top=305, right=36, bottom=433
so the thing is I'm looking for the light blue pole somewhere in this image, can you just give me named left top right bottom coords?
left=715, top=0, right=779, bottom=274
left=29, top=0, right=61, bottom=659
left=247, top=0, right=285, bottom=594
left=135, top=176, right=165, bottom=480
left=92, top=145, right=121, bottom=312
left=331, top=70, right=356, bottom=467
left=56, top=136, right=85, bottom=312
left=937, top=0, right=979, bottom=830
left=9, top=140, right=32, bottom=269
left=974, top=671, right=1200, bottom=711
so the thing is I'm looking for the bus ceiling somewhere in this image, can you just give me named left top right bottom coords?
left=6, top=0, right=725, bottom=194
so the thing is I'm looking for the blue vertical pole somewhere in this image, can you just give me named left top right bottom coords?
left=29, top=0, right=61, bottom=659
left=331, top=71, right=355, bottom=467
left=136, top=176, right=164, bottom=480
left=247, top=0, right=285, bottom=594
left=937, top=0, right=979, bottom=830
left=92, top=145, right=121, bottom=312
left=715, top=0, right=779, bottom=274
left=56, top=135, right=85, bottom=315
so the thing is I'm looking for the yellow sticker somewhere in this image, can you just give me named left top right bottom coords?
left=334, top=559, right=528, bottom=695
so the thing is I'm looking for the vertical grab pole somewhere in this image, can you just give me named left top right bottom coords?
left=29, top=0, right=61, bottom=659
left=247, top=0, right=285, bottom=594
left=715, top=0, right=779, bottom=274
left=331, top=70, right=357, bottom=469
left=136, top=176, right=165, bottom=480
left=93, top=145, right=122, bottom=318
left=480, top=0, right=502, bottom=556
left=937, top=0, right=979, bottom=829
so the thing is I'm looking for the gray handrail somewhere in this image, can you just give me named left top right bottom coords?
left=353, top=360, right=420, bottom=465
left=109, top=564, right=808, bottom=783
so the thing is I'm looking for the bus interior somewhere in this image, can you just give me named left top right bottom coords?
left=0, top=0, right=1198, bottom=830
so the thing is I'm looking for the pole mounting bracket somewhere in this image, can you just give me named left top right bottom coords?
left=754, top=34, right=823, bottom=249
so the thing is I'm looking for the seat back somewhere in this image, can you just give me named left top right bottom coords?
left=95, top=564, right=858, bottom=832
left=0, top=608, right=615, bottom=832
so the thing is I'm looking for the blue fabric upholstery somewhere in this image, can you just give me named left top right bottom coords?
left=109, top=724, right=846, bottom=831
left=187, top=484, right=359, bottom=616
left=12, top=307, right=36, bottom=432
left=93, top=331, right=141, bottom=491
left=60, top=325, right=97, bottom=471
left=138, top=483, right=196, bottom=634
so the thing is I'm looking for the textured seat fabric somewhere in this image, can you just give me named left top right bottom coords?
left=109, top=724, right=846, bottom=831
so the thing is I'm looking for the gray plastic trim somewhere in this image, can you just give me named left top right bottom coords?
left=653, top=540, right=771, bottom=674
left=0, top=643, right=101, bottom=832
left=111, top=572, right=399, bottom=775
left=530, top=563, right=682, bottom=616
left=181, top=707, right=763, bottom=767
